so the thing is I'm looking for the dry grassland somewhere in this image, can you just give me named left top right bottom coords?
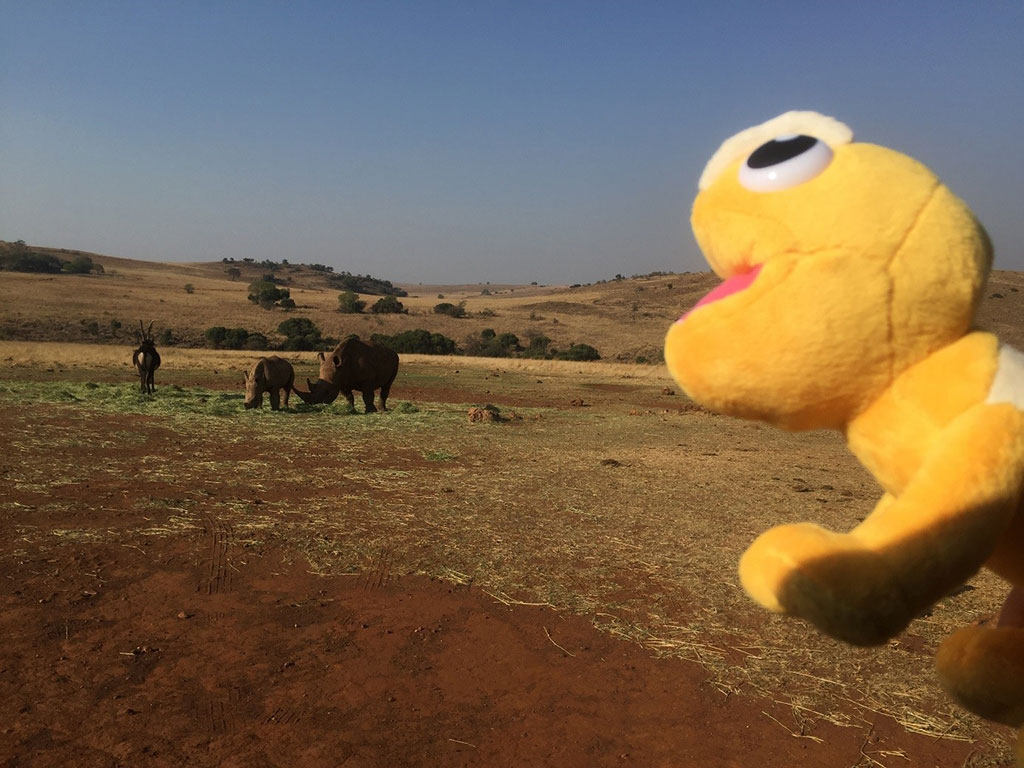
left=0, top=248, right=721, bottom=362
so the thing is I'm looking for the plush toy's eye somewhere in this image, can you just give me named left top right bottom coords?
left=738, top=134, right=833, bottom=192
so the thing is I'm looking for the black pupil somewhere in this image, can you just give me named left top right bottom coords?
left=746, top=135, right=818, bottom=169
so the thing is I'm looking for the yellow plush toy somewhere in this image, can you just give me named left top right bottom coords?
left=664, top=111, right=1024, bottom=762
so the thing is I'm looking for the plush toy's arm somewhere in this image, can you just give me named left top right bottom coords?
left=740, top=402, right=1024, bottom=646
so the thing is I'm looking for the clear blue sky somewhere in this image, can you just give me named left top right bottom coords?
left=2, top=1, right=1022, bottom=283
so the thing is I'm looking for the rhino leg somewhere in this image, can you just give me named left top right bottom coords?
left=282, top=384, right=291, bottom=408
left=270, top=388, right=281, bottom=411
left=362, top=389, right=377, bottom=413
left=380, top=370, right=397, bottom=411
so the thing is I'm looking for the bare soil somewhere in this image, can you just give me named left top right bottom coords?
left=0, top=376, right=1015, bottom=766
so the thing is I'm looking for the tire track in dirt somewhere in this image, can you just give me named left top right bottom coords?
left=198, top=511, right=234, bottom=595
left=361, top=545, right=394, bottom=591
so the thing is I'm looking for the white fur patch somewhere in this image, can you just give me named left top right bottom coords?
left=987, top=345, right=1024, bottom=410
left=699, top=111, right=854, bottom=191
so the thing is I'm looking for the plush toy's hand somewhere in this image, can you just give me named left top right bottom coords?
left=741, top=403, right=1024, bottom=646
left=740, top=520, right=906, bottom=645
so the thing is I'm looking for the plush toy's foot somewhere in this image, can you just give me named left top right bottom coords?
left=739, top=523, right=917, bottom=645
left=935, top=623, right=1024, bottom=729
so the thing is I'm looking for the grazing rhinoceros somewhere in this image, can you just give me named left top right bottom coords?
left=294, top=336, right=398, bottom=413
left=132, top=320, right=161, bottom=394
left=244, top=356, right=295, bottom=411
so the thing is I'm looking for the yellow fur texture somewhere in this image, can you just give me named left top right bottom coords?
left=665, top=112, right=1024, bottom=761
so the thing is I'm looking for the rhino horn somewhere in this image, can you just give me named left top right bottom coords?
left=293, top=378, right=340, bottom=404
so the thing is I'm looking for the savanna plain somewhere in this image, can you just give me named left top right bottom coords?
left=2, top=245, right=1024, bottom=767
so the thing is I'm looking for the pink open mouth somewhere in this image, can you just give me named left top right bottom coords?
left=679, top=264, right=763, bottom=321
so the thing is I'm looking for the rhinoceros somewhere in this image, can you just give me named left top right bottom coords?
left=294, top=336, right=399, bottom=413
left=244, top=356, right=295, bottom=411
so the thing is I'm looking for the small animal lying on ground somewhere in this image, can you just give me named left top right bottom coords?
left=244, top=356, right=295, bottom=411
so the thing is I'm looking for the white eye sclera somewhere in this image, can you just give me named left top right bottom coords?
left=738, top=135, right=833, bottom=193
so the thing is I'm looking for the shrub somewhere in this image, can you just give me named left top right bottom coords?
left=278, top=318, right=326, bottom=351
left=223, top=328, right=250, bottom=349
left=370, top=295, right=406, bottom=314
left=337, top=291, right=366, bottom=314
left=157, top=328, right=174, bottom=346
left=204, top=326, right=228, bottom=346
left=278, top=297, right=296, bottom=309
left=463, top=329, right=519, bottom=357
left=62, top=255, right=100, bottom=274
left=477, top=307, right=496, bottom=317
left=523, top=334, right=552, bottom=358
left=226, top=267, right=241, bottom=281
left=243, top=333, right=268, bottom=350
left=247, top=279, right=290, bottom=309
left=204, top=326, right=256, bottom=349
left=278, top=317, right=318, bottom=338
left=184, top=283, right=195, bottom=294
left=557, top=343, right=600, bottom=361
left=433, top=301, right=466, bottom=318
left=371, top=330, right=457, bottom=355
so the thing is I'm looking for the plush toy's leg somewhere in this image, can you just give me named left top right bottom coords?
left=935, top=624, right=1024, bottom=727
left=740, top=403, right=1024, bottom=645
left=936, top=589, right=1024, bottom=766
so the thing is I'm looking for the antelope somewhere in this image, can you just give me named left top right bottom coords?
left=132, top=321, right=161, bottom=394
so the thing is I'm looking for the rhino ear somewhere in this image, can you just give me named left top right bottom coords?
left=243, top=370, right=249, bottom=382
left=317, top=352, right=325, bottom=361
left=332, top=355, right=340, bottom=367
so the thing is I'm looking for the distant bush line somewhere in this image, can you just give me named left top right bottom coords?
left=1, top=242, right=104, bottom=274
left=204, top=318, right=336, bottom=352
left=368, top=327, right=600, bottom=361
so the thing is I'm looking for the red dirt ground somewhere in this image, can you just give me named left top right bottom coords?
left=0, top=532, right=998, bottom=768
left=0, top=395, right=1013, bottom=766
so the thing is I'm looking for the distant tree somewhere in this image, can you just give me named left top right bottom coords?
left=278, top=317, right=326, bottom=351
left=184, top=283, right=195, bottom=294
left=278, top=297, right=296, bottom=309
left=247, top=279, right=290, bottom=309
left=226, top=267, right=241, bottom=281
left=370, top=295, right=406, bottom=314
left=337, top=291, right=366, bottom=314
left=61, top=255, right=98, bottom=274
left=157, top=328, right=174, bottom=346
